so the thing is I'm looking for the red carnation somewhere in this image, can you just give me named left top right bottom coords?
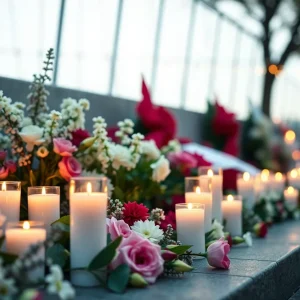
left=253, top=222, right=268, bottom=238
left=123, top=202, right=149, bottom=226
left=71, top=129, right=91, bottom=147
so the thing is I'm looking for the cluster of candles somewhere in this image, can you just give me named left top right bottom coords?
left=176, top=167, right=299, bottom=257
left=0, top=177, right=107, bottom=286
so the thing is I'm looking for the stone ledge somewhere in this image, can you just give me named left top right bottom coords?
left=44, top=221, right=300, bottom=300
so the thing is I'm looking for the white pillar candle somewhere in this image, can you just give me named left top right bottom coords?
left=284, top=186, right=299, bottom=211
left=237, top=172, right=255, bottom=209
left=28, top=186, right=60, bottom=234
left=0, top=181, right=21, bottom=223
left=260, top=169, right=270, bottom=192
left=254, top=175, right=264, bottom=201
left=70, top=177, right=107, bottom=287
left=222, top=195, right=242, bottom=236
left=199, top=168, right=223, bottom=222
left=6, top=221, right=46, bottom=282
left=176, top=203, right=205, bottom=257
left=273, top=172, right=285, bottom=194
left=288, top=169, right=300, bottom=189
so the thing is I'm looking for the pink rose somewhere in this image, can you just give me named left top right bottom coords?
left=53, top=138, right=77, bottom=157
left=207, top=238, right=230, bottom=269
left=168, top=151, right=197, bottom=170
left=4, top=160, right=17, bottom=173
left=106, top=217, right=132, bottom=240
left=0, top=166, right=9, bottom=179
left=0, top=151, right=6, bottom=161
left=58, top=157, right=82, bottom=181
left=112, top=232, right=164, bottom=284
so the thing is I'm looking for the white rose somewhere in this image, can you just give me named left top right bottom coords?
left=19, top=125, right=45, bottom=152
left=141, top=140, right=160, bottom=160
left=110, top=144, right=133, bottom=170
left=150, top=155, right=170, bottom=182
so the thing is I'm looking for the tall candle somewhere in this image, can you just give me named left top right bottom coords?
left=284, top=186, right=299, bottom=211
left=176, top=203, right=205, bottom=257
left=0, top=181, right=21, bottom=223
left=222, top=195, right=242, bottom=236
left=254, top=174, right=264, bottom=201
left=28, top=186, right=60, bottom=233
left=199, top=167, right=223, bottom=222
left=260, top=169, right=270, bottom=192
left=70, top=177, right=107, bottom=287
left=237, top=172, right=255, bottom=209
left=272, top=172, right=285, bottom=194
left=6, top=221, right=46, bottom=281
left=288, top=169, right=300, bottom=189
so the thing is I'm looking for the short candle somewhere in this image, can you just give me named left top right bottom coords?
left=237, top=172, right=255, bottom=209
left=199, top=167, right=223, bottom=222
left=70, top=177, right=107, bottom=287
left=28, top=186, right=60, bottom=234
left=0, top=181, right=21, bottom=224
left=176, top=203, right=205, bottom=257
left=6, top=221, right=46, bottom=281
left=222, top=195, right=242, bottom=236
left=284, top=186, right=299, bottom=211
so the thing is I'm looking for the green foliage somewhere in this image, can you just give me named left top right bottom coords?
left=107, top=264, right=130, bottom=293
left=46, top=244, right=70, bottom=268
left=88, top=236, right=122, bottom=271
left=0, top=251, right=18, bottom=265
left=167, top=245, right=192, bottom=255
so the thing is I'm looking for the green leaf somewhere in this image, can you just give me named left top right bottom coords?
left=46, top=244, right=70, bottom=268
left=29, top=170, right=37, bottom=186
left=0, top=251, right=18, bottom=265
left=0, top=235, right=5, bottom=248
left=167, top=245, right=192, bottom=255
left=107, top=264, right=130, bottom=293
left=51, top=215, right=70, bottom=226
left=88, top=236, right=122, bottom=271
left=113, top=186, right=125, bottom=201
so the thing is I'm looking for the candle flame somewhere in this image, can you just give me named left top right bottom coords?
left=261, top=174, right=268, bottom=182
left=243, top=172, right=250, bottom=181
left=1, top=182, right=6, bottom=191
left=207, top=169, right=214, bottom=177
left=187, top=203, right=193, bottom=210
left=227, top=195, right=234, bottom=202
left=42, top=187, right=46, bottom=195
left=291, top=169, right=298, bottom=178
left=262, top=169, right=270, bottom=177
left=23, top=221, right=30, bottom=230
left=195, top=186, right=201, bottom=194
left=87, top=182, right=92, bottom=194
left=275, top=172, right=282, bottom=181
left=284, top=130, right=296, bottom=145
left=287, top=186, right=294, bottom=194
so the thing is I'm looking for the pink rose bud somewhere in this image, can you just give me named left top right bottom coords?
left=161, top=250, right=177, bottom=261
left=253, top=222, right=268, bottom=238
left=19, top=289, right=42, bottom=300
left=129, top=273, right=148, bottom=288
left=4, top=160, right=17, bottom=173
left=53, top=138, right=77, bottom=157
left=207, top=238, right=230, bottom=269
left=0, top=150, right=6, bottom=161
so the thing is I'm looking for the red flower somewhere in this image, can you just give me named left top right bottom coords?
left=107, top=127, right=119, bottom=143
left=160, top=210, right=176, bottom=231
left=123, top=202, right=149, bottom=226
left=212, top=101, right=239, bottom=137
left=223, top=169, right=239, bottom=191
left=136, top=78, right=177, bottom=148
left=71, top=129, right=90, bottom=147
left=167, top=151, right=197, bottom=175
left=223, top=134, right=239, bottom=157
left=253, top=222, right=268, bottom=238
left=226, top=234, right=233, bottom=248
left=190, top=152, right=212, bottom=168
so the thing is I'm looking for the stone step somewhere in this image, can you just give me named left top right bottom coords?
left=44, top=221, right=300, bottom=300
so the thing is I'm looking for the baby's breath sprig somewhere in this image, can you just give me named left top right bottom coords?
left=149, top=208, right=165, bottom=225
left=44, top=110, right=62, bottom=142
left=107, top=198, right=124, bottom=220
left=115, top=119, right=134, bottom=145
left=130, top=133, right=144, bottom=166
left=27, top=48, right=55, bottom=126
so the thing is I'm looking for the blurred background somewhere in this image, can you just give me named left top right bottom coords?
left=1, top=0, right=300, bottom=125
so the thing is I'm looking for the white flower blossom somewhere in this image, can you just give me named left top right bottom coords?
left=0, top=270, right=18, bottom=300
left=46, top=265, right=75, bottom=300
left=131, top=220, right=164, bottom=244
left=19, top=125, right=45, bottom=152
left=243, top=232, right=253, bottom=247
left=211, top=219, right=225, bottom=239
left=150, top=155, right=170, bottom=182
left=37, top=146, right=49, bottom=158
left=109, top=144, right=133, bottom=170
left=140, top=140, right=160, bottom=160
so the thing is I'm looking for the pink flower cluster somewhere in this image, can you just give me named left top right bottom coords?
left=53, top=138, right=82, bottom=181
left=0, top=150, right=17, bottom=180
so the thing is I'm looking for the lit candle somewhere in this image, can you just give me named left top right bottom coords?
left=288, top=169, right=300, bottom=189
left=185, top=177, right=212, bottom=232
left=222, top=195, right=242, bottom=236
left=0, top=181, right=21, bottom=223
left=176, top=203, right=205, bottom=257
left=28, top=186, right=60, bottom=233
left=261, top=169, right=270, bottom=191
left=284, top=186, right=299, bottom=211
left=70, top=177, right=107, bottom=287
left=199, top=167, right=223, bottom=222
left=6, top=221, right=46, bottom=281
left=254, top=174, right=264, bottom=200
left=272, top=172, right=286, bottom=194
left=237, top=172, right=255, bottom=209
